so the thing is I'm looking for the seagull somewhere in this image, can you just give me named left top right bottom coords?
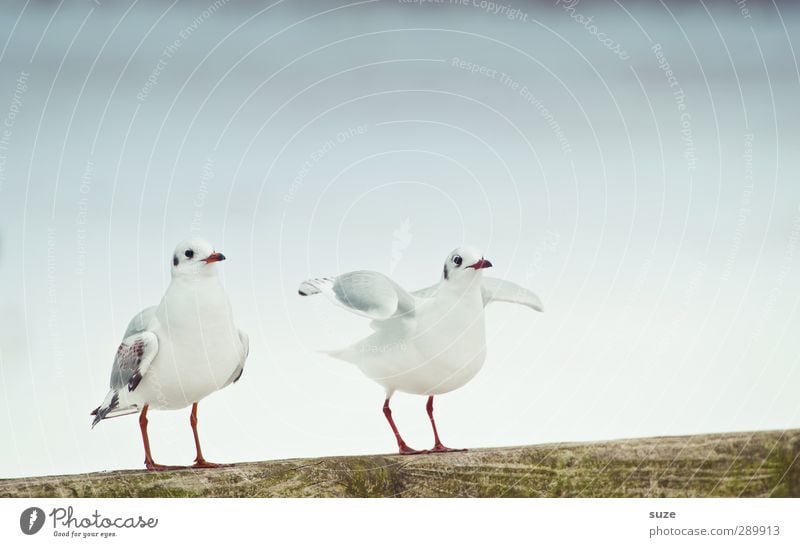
left=299, top=246, right=543, bottom=454
left=91, top=238, right=249, bottom=470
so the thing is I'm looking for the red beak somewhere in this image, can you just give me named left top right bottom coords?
left=203, top=252, right=226, bottom=264
left=468, top=258, right=493, bottom=270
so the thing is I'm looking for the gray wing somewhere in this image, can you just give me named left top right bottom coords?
left=298, top=270, right=416, bottom=321
left=108, top=331, right=159, bottom=392
left=91, top=330, right=158, bottom=427
left=481, top=277, right=544, bottom=312
left=123, top=306, right=157, bottom=338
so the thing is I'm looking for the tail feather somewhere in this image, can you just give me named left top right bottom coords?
left=298, top=277, right=334, bottom=296
left=90, top=391, right=138, bottom=428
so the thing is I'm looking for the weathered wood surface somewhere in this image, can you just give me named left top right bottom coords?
left=2, top=429, right=798, bottom=497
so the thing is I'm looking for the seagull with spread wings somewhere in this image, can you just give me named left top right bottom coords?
left=299, top=246, right=543, bottom=454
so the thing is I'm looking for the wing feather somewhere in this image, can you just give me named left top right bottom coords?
left=481, top=277, right=544, bottom=312
left=299, top=270, right=415, bottom=321
left=109, top=332, right=159, bottom=392
left=122, top=306, right=157, bottom=338
left=92, top=330, right=158, bottom=427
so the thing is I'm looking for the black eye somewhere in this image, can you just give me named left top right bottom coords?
left=452, top=255, right=462, bottom=267
left=173, top=255, right=179, bottom=267
left=185, top=250, right=194, bottom=259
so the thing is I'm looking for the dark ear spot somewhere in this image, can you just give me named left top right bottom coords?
left=443, top=264, right=449, bottom=280
left=173, top=255, right=179, bottom=267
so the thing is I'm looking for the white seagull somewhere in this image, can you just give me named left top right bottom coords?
left=91, top=238, right=249, bottom=470
left=299, top=246, right=543, bottom=454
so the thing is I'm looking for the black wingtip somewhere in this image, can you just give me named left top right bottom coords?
left=298, top=290, right=308, bottom=296
left=90, top=404, right=106, bottom=428
left=233, top=367, right=244, bottom=383
left=127, top=372, right=142, bottom=392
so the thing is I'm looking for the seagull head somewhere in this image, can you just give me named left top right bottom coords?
left=442, top=246, right=492, bottom=284
left=171, top=238, right=226, bottom=278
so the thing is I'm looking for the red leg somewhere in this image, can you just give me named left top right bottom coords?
left=383, top=398, right=425, bottom=455
left=190, top=402, right=223, bottom=468
left=426, top=396, right=466, bottom=453
left=139, top=405, right=184, bottom=471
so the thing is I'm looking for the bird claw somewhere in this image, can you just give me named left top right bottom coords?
left=397, top=443, right=427, bottom=455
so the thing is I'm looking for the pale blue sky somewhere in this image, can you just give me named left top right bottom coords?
left=1, top=0, right=799, bottom=478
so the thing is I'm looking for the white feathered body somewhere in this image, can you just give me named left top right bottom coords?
left=300, top=248, right=542, bottom=399
left=330, top=277, right=488, bottom=396
left=120, top=275, right=246, bottom=411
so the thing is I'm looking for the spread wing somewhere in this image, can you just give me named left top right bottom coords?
left=411, top=283, right=440, bottom=299
left=481, top=277, right=544, bottom=312
left=298, top=270, right=416, bottom=321
left=109, top=331, right=159, bottom=393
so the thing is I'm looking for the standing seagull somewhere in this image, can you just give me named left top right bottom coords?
left=91, top=238, right=249, bottom=470
left=299, top=246, right=543, bottom=454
